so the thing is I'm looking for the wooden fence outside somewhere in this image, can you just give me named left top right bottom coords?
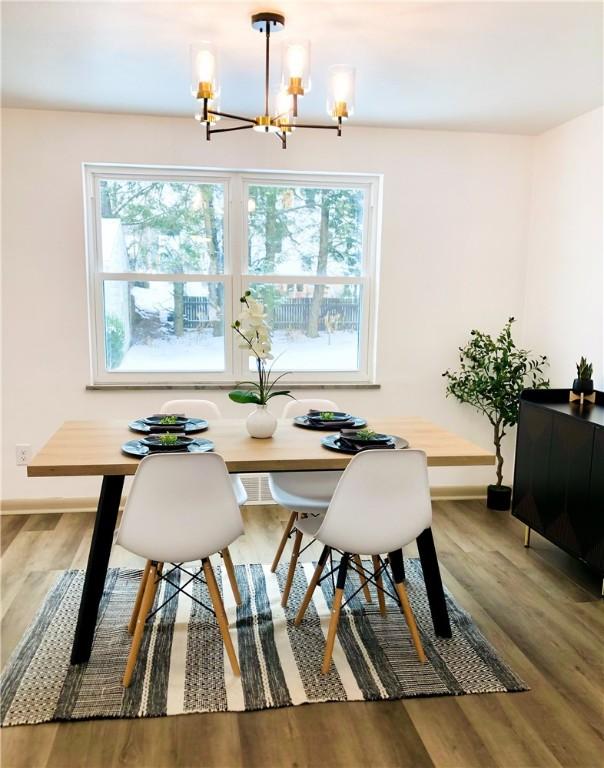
left=183, top=296, right=360, bottom=332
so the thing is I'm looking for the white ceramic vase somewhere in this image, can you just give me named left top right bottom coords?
left=246, top=405, right=277, bottom=439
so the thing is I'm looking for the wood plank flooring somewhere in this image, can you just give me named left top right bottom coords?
left=1, top=500, right=603, bottom=768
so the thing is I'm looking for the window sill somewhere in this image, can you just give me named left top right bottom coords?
left=86, top=382, right=381, bottom=391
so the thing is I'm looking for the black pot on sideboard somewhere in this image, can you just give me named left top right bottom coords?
left=512, top=388, right=604, bottom=579
left=572, top=378, right=594, bottom=395
left=487, top=484, right=512, bottom=511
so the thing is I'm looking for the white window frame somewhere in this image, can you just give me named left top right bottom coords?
left=84, top=163, right=381, bottom=385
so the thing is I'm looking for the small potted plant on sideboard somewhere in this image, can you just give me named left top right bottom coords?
left=443, top=318, right=549, bottom=511
left=572, top=356, right=594, bottom=396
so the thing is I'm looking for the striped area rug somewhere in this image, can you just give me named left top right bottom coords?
left=1, top=559, right=527, bottom=725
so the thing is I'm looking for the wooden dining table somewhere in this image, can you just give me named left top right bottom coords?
left=28, top=417, right=494, bottom=665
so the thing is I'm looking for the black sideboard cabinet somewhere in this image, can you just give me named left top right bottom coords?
left=512, top=388, right=604, bottom=578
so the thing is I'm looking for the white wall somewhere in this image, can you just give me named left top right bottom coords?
left=523, top=107, right=604, bottom=387
left=1, top=108, right=535, bottom=501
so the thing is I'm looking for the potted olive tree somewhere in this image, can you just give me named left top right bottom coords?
left=443, top=318, right=549, bottom=510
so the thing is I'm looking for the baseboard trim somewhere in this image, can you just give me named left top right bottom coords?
left=431, top=485, right=488, bottom=501
left=0, top=497, right=127, bottom=515
left=1, top=485, right=487, bottom=515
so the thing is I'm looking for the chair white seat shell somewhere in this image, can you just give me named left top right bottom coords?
left=161, top=398, right=221, bottom=421
left=117, top=452, right=244, bottom=564
left=117, top=452, right=244, bottom=686
left=281, top=399, right=343, bottom=420
left=315, top=449, right=432, bottom=556
left=292, top=513, right=323, bottom=538
left=231, top=476, right=247, bottom=506
left=268, top=472, right=336, bottom=515
left=293, top=449, right=432, bottom=672
left=269, top=399, right=342, bottom=578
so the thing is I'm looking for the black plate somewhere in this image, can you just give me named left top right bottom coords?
left=143, top=413, right=189, bottom=427
left=121, top=438, right=215, bottom=458
left=321, top=434, right=409, bottom=454
left=128, top=418, right=209, bottom=435
left=141, top=435, right=194, bottom=451
left=307, top=410, right=352, bottom=421
left=293, top=415, right=367, bottom=431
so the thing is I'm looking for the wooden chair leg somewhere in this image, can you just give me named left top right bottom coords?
left=372, top=555, right=387, bottom=616
left=203, top=558, right=240, bottom=677
left=353, top=555, right=372, bottom=603
left=281, top=529, right=304, bottom=607
left=221, top=547, right=241, bottom=606
left=271, top=511, right=297, bottom=572
left=128, top=560, right=151, bottom=635
left=294, top=546, right=330, bottom=625
left=321, top=554, right=349, bottom=674
left=123, top=562, right=158, bottom=687
left=389, top=549, right=426, bottom=663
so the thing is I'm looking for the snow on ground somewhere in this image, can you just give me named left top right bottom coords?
left=115, top=330, right=359, bottom=372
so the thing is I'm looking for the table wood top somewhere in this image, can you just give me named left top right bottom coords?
left=27, top=418, right=494, bottom=477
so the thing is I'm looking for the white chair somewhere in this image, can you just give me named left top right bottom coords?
left=161, top=398, right=221, bottom=421
left=292, top=449, right=431, bottom=673
left=160, top=399, right=246, bottom=506
left=268, top=398, right=344, bottom=598
left=160, top=399, right=244, bottom=600
left=281, top=398, right=342, bottom=420
left=116, top=452, right=244, bottom=686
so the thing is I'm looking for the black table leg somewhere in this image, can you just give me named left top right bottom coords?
left=70, top=474, right=124, bottom=665
left=416, top=527, right=452, bottom=638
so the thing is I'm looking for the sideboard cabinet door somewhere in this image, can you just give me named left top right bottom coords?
left=512, top=403, right=553, bottom=531
left=545, top=418, right=595, bottom=561
left=586, top=426, right=604, bottom=572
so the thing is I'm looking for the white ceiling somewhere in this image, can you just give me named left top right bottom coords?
left=1, top=1, right=602, bottom=134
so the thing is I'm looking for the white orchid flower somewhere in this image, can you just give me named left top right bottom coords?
left=251, top=339, right=273, bottom=359
left=229, top=292, right=291, bottom=408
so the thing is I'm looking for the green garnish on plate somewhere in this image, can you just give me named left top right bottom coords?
left=159, top=415, right=179, bottom=425
left=355, top=428, right=377, bottom=441
left=319, top=411, right=336, bottom=420
left=158, top=433, right=179, bottom=445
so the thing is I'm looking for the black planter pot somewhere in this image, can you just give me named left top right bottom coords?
left=487, top=484, right=512, bottom=511
left=572, top=378, right=594, bottom=396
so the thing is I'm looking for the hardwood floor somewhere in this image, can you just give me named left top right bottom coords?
left=1, top=500, right=603, bottom=768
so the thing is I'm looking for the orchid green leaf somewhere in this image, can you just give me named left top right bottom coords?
left=228, top=390, right=263, bottom=405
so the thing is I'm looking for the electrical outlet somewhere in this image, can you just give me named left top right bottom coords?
left=16, top=444, right=30, bottom=466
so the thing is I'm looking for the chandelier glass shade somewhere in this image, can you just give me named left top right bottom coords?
left=191, top=11, right=355, bottom=149
left=191, top=42, right=219, bottom=101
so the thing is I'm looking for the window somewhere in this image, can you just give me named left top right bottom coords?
left=85, top=165, right=380, bottom=384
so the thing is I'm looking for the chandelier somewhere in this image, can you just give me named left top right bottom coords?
left=191, top=11, right=356, bottom=149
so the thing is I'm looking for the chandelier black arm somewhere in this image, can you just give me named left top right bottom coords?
left=207, top=108, right=257, bottom=125
left=279, top=123, right=339, bottom=130
left=280, top=116, right=343, bottom=136
left=264, top=23, right=270, bottom=117
left=208, top=124, right=255, bottom=135
left=273, top=130, right=287, bottom=149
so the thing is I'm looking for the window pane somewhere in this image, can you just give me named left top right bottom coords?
left=99, top=179, right=224, bottom=274
left=247, top=283, right=361, bottom=371
left=247, top=184, right=364, bottom=276
left=103, top=280, right=225, bottom=372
